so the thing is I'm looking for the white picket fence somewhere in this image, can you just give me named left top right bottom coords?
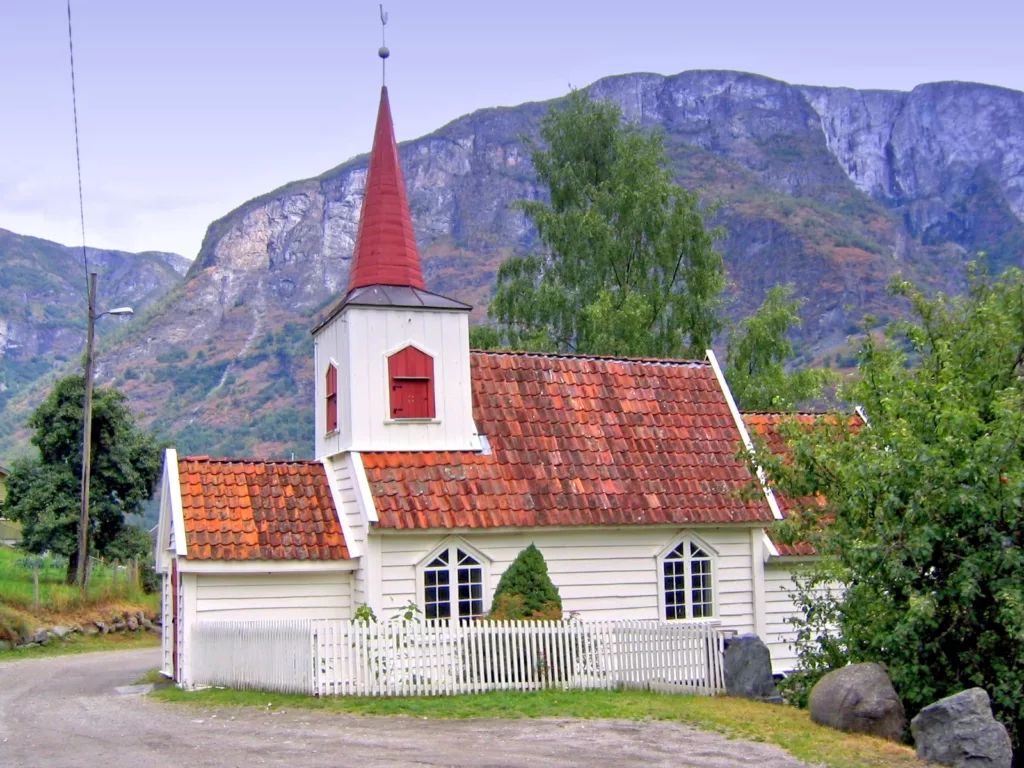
left=191, top=619, right=731, bottom=697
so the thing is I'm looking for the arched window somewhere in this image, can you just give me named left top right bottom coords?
left=421, top=542, right=486, bottom=621
left=388, top=345, right=435, bottom=420
left=659, top=536, right=715, bottom=620
left=325, top=363, right=338, bottom=433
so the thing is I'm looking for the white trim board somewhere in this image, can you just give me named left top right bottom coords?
left=321, top=455, right=362, bottom=558
left=166, top=448, right=188, bottom=557
left=706, top=349, right=784, bottom=522
left=176, top=559, right=359, bottom=574
left=351, top=452, right=379, bottom=523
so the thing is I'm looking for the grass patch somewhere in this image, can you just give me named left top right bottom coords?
left=153, top=687, right=919, bottom=768
left=0, top=547, right=158, bottom=617
left=134, top=667, right=170, bottom=686
left=0, top=630, right=159, bottom=661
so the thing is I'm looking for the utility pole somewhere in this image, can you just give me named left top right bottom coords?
left=76, top=272, right=97, bottom=591
left=76, top=272, right=133, bottom=591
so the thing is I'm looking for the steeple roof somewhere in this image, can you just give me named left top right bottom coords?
left=346, top=86, right=426, bottom=293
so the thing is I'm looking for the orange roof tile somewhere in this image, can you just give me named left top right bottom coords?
left=362, top=352, right=775, bottom=530
left=177, top=457, right=349, bottom=561
left=743, top=411, right=864, bottom=557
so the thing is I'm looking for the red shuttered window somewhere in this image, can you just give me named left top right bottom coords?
left=326, top=363, right=338, bottom=433
left=388, top=346, right=435, bottom=419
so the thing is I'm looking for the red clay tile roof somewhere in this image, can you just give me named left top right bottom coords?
left=362, top=351, right=774, bottom=530
left=742, top=411, right=862, bottom=558
left=178, top=457, right=349, bottom=561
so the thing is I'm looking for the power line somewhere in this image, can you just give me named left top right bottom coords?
left=66, top=0, right=89, bottom=283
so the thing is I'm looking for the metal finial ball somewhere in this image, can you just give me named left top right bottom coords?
left=378, top=46, right=390, bottom=59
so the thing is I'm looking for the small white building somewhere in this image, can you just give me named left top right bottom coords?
left=155, top=84, right=813, bottom=685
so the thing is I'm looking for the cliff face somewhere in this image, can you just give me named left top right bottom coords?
left=4, top=69, right=1023, bottom=460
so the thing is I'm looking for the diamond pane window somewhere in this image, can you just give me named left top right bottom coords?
left=422, top=544, right=485, bottom=621
left=661, top=537, right=715, bottom=620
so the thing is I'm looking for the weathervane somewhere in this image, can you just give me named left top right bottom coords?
left=379, top=4, right=390, bottom=85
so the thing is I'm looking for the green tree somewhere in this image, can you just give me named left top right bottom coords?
left=726, top=284, right=836, bottom=411
left=767, top=268, right=1024, bottom=750
left=489, top=544, right=562, bottom=620
left=4, top=375, right=162, bottom=581
left=476, top=90, right=725, bottom=358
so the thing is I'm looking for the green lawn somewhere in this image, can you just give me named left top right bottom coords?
left=0, top=630, right=159, bottom=661
left=154, top=686, right=920, bottom=768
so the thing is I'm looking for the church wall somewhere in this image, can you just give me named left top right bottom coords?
left=370, top=526, right=757, bottom=634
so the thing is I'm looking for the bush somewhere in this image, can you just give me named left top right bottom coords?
left=489, top=544, right=561, bottom=620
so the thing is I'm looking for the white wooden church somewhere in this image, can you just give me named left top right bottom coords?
left=155, top=83, right=813, bottom=687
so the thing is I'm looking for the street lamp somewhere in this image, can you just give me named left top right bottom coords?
left=76, top=271, right=134, bottom=590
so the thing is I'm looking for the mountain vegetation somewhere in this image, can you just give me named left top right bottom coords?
left=1, top=70, right=1023, bottom=459
left=0, top=229, right=187, bottom=458
left=766, top=267, right=1024, bottom=752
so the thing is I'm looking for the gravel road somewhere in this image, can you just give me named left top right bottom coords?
left=0, top=649, right=812, bottom=767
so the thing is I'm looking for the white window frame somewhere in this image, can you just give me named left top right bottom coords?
left=655, top=532, right=719, bottom=622
left=415, top=537, right=491, bottom=622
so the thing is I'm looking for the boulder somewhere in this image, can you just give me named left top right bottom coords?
left=911, top=688, right=1012, bottom=768
left=723, top=634, right=782, bottom=703
left=0, top=640, right=12, bottom=652
left=94, top=621, right=108, bottom=635
left=112, top=620, right=127, bottom=633
left=140, top=618, right=158, bottom=633
left=125, top=616, right=139, bottom=632
left=50, top=626, right=72, bottom=640
left=81, top=625, right=100, bottom=636
left=809, top=663, right=905, bottom=741
left=27, top=628, right=50, bottom=645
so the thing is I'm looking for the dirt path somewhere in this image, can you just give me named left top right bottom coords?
left=0, top=649, right=813, bottom=767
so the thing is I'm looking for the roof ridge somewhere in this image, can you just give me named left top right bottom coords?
left=469, top=349, right=709, bottom=366
left=178, top=456, right=322, bottom=465
left=742, top=410, right=833, bottom=416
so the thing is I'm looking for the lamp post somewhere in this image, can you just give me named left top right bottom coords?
left=76, top=271, right=134, bottom=591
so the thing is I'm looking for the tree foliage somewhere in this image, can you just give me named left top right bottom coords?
left=767, top=268, right=1024, bottom=749
left=4, top=375, right=162, bottom=575
left=476, top=90, right=725, bottom=359
left=726, top=284, right=836, bottom=411
left=489, top=544, right=562, bottom=620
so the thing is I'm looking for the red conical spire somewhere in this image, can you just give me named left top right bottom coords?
left=346, top=86, right=426, bottom=293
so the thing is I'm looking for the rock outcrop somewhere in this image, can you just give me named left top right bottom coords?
left=808, top=662, right=906, bottom=741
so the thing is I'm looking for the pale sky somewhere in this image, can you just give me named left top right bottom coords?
left=2, top=0, right=1023, bottom=260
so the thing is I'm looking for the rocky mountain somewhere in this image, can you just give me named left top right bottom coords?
left=3, top=70, right=1023, bottom=461
left=0, top=228, right=188, bottom=454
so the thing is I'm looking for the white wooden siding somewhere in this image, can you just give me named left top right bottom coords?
left=374, top=528, right=756, bottom=634
left=315, top=305, right=477, bottom=456
left=764, top=562, right=804, bottom=674
left=327, top=454, right=368, bottom=607
left=161, top=573, right=172, bottom=676
left=194, top=572, right=354, bottom=622
left=315, top=314, right=350, bottom=459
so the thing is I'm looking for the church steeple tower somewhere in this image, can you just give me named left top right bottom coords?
left=346, top=86, right=426, bottom=294
left=312, top=58, right=477, bottom=461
